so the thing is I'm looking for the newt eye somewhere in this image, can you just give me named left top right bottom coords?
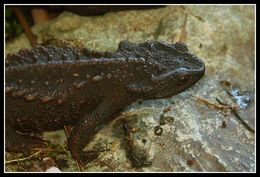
left=179, top=76, right=188, bottom=83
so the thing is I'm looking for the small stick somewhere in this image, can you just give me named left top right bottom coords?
left=179, top=13, right=188, bottom=42
left=216, top=98, right=255, bottom=133
left=12, top=6, right=38, bottom=48
left=193, top=95, right=237, bottom=111
left=153, top=17, right=164, bottom=40
left=5, top=150, right=42, bottom=164
left=171, top=13, right=188, bottom=43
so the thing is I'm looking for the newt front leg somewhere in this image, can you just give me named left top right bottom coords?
left=68, top=112, right=102, bottom=167
left=68, top=97, right=128, bottom=166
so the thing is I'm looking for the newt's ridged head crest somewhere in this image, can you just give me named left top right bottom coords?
left=118, top=40, right=205, bottom=99
left=147, top=41, right=205, bottom=98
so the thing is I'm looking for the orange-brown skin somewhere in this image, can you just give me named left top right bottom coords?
left=5, top=40, right=205, bottom=165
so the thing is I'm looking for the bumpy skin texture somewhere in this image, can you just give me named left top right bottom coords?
left=5, top=40, right=205, bottom=165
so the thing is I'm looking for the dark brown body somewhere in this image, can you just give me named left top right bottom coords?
left=5, top=40, right=205, bottom=165
left=6, top=60, right=148, bottom=132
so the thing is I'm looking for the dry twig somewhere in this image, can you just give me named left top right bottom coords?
left=5, top=151, right=42, bottom=164
left=12, top=6, right=38, bottom=48
left=193, top=95, right=238, bottom=111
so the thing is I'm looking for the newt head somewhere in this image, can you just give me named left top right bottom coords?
left=149, top=41, right=205, bottom=98
left=120, top=41, right=205, bottom=99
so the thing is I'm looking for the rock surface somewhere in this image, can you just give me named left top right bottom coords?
left=5, top=5, right=255, bottom=172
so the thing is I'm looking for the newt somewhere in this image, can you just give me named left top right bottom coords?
left=5, top=40, right=205, bottom=166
